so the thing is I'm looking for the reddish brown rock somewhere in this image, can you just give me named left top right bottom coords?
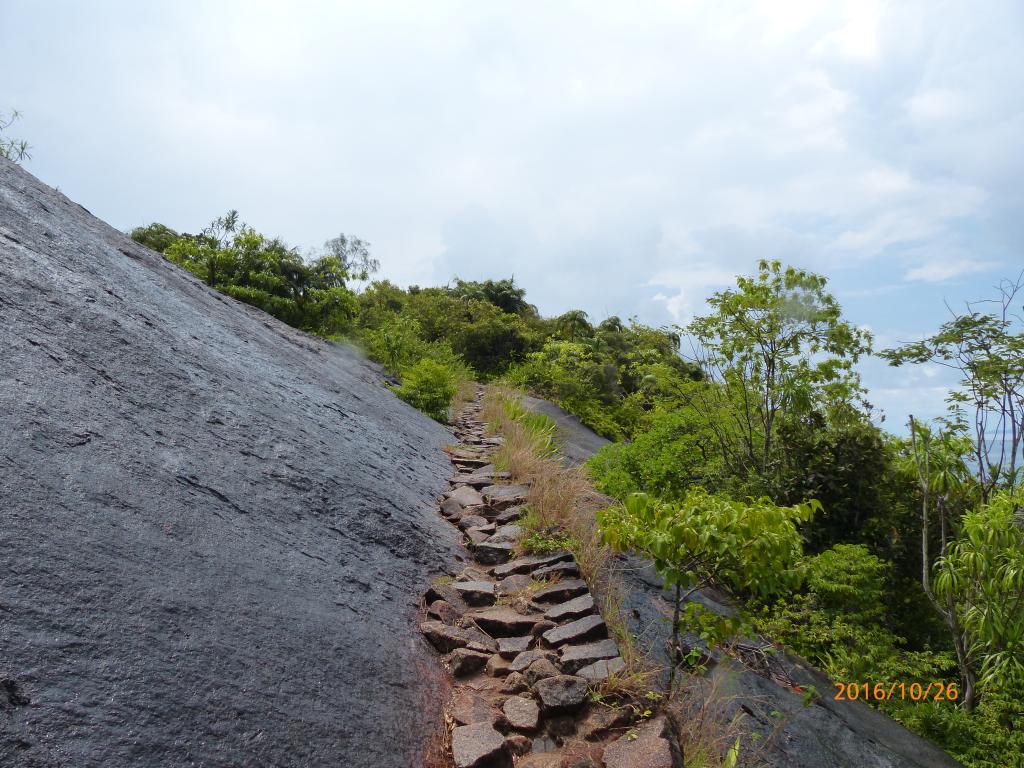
left=509, top=649, right=558, bottom=673
left=505, top=733, right=532, bottom=756
left=486, top=654, right=512, bottom=677
left=481, top=483, right=531, bottom=511
left=445, top=648, right=491, bottom=676
left=451, top=690, right=501, bottom=726
left=495, top=573, right=533, bottom=596
left=449, top=485, right=487, bottom=508
left=427, top=599, right=461, bottom=626
left=577, top=703, right=635, bottom=740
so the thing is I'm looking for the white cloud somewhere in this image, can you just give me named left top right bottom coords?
left=904, top=258, right=996, bottom=283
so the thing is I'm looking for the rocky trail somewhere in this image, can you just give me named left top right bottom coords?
left=418, top=391, right=680, bottom=768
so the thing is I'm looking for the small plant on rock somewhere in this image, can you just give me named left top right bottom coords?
left=599, top=489, right=818, bottom=693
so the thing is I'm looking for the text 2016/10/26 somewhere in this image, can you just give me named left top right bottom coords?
left=834, top=682, right=959, bottom=702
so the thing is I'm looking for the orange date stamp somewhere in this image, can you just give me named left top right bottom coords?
left=834, top=681, right=959, bottom=702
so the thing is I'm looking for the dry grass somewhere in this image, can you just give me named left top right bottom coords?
left=666, top=671, right=794, bottom=768
left=415, top=657, right=455, bottom=768
left=481, top=385, right=656, bottom=691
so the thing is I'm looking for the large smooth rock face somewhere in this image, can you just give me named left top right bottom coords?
left=0, top=160, right=462, bottom=767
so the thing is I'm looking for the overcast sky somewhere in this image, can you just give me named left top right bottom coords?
left=5, top=0, right=1023, bottom=428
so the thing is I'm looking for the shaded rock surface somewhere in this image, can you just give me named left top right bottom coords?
left=0, top=159, right=461, bottom=767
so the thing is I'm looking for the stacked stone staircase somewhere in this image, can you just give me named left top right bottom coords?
left=418, top=390, right=680, bottom=768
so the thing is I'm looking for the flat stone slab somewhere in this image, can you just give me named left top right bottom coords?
left=559, top=638, right=619, bottom=674
left=531, top=578, right=589, bottom=604
left=468, top=606, right=543, bottom=637
left=602, top=716, right=677, bottom=768
left=533, top=675, right=589, bottom=714
left=482, top=483, right=531, bottom=511
left=495, top=573, right=533, bottom=596
left=577, top=656, right=626, bottom=682
left=473, top=539, right=515, bottom=565
left=454, top=580, right=497, bottom=607
left=532, top=560, right=580, bottom=579
left=492, top=551, right=574, bottom=578
left=451, top=690, right=500, bottom=726
left=509, top=649, right=558, bottom=673
left=542, top=614, right=607, bottom=647
left=448, top=485, right=486, bottom=508
left=458, top=514, right=490, bottom=531
left=502, top=696, right=540, bottom=732
left=544, top=593, right=595, bottom=622
left=452, top=722, right=511, bottom=768
left=487, top=524, right=523, bottom=545
left=496, top=635, right=533, bottom=659
left=419, top=620, right=496, bottom=653
left=445, top=648, right=491, bottom=676
left=492, top=505, right=527, bottom=525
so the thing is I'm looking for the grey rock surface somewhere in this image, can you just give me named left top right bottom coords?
left=0, top=159, right=462, bottom=767
left=521, top=393, right=963, bottom=768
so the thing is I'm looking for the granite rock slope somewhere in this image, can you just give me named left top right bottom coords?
left=0, top=158, right=461, bottom=768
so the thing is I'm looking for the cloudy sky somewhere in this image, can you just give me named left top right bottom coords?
left=5, top=1, right=1023, bottom=427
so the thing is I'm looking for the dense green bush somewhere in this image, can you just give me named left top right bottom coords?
left=394, top=358, right=457, bottom=422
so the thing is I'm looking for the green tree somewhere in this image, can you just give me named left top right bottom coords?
left=129, top=222, right=181, bottom=254
left=556, top=309, right=592, bottom=342
left=684, top=260, right=872, bottom=481
left=882, top=274, right=1024, bottom=500
left=934, top=490, right=1024, bottom=706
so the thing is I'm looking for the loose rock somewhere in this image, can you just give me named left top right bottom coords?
left=602, top=716, right=678, bottom=768
left=497, top=635, right=533, bottom=659
left=445, top=648, right=491, bottom=676
left=533, top=675, right=589, bottom=714
left=502, top=696, right=540, bottom=731
left=523, top=658, right=561, bottom=686
left=452, top=722, right=512, bottom=768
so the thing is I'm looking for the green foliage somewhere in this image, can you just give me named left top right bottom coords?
left=394, top=358, right=457, bottom=422
left=0, top=109, right=31, bottom=162
left=129, top=222, right=180, bottom=253
left=685, top=259, right=872, bottom=479
left=934, top=491, right=1024, bottom=691
left=601, top=489, right=817, bottom=685
left=151, top=212, right=360, bottom=336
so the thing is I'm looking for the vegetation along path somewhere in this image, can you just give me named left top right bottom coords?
left=418, top=388, right=680, bottom=768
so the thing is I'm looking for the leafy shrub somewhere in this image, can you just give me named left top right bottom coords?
left=395, top=358, right=457, bottom=422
